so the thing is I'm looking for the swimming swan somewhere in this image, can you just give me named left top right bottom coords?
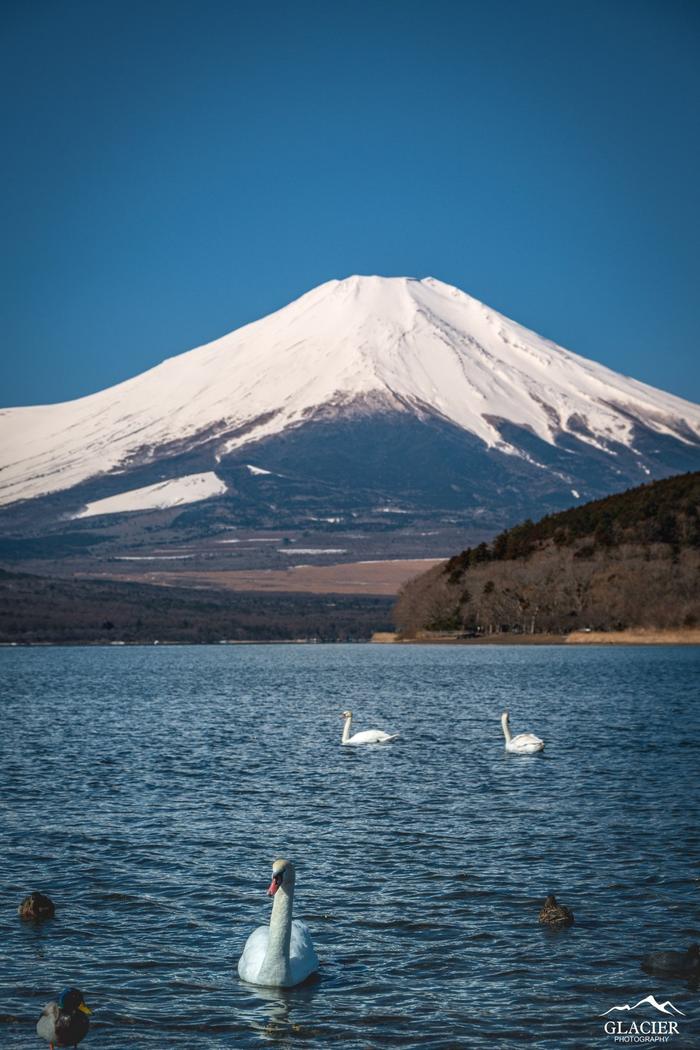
left=340, top=710, right=398, bottom=745
left=238, top=859, right=319, bottom=987
left=501, top=711, right=544, bottom=754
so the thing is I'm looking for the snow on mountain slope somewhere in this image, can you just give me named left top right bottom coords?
left=73, top=472, right=227, bottom=518
left=1, top=275, right=699, bottom=507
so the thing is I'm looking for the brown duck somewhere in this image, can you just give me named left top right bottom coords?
left=18, top=892, right=55, bottom=921
left=538, top=894, right=574, bottom=927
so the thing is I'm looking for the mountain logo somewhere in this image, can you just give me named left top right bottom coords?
left=600, top=995, right=685, bottom=1017
left=599, top=992, right=685, bottom=1043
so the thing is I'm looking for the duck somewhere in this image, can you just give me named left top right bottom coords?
left=538, top=894, right=574, bottom=927
left=641, top=943, right=700, bottom=978
left=36, top=987, right=92, bottom=1048
left=18, top=892, right=55, bottom=920
left=501, top=711, right=544, bottom=754
left=238, top=858, right=319, bottom=987
left=340, top=710, right=398, bottom=746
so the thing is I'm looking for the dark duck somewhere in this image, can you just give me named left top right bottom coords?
left=642, top=944, right=700, bottom=978
left=36, top=987, right=92, bottom=1048
left=538, top=895, right=574, bottom=928
left=18, top=892, right=55, bottom=920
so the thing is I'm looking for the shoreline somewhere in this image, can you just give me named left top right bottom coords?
left=565, top=627, right=700, bottom=645
left=372, top=628, right=700, bottom=646
left=2, top=629, right=699, bottom=648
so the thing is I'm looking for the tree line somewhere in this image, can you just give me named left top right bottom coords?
left=394, top=472, right=700, bottom=636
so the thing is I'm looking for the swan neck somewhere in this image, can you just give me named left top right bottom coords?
left=501, top=715, right=512, bottom=743
left=342, top=715, right=352, bottom=743
left=260, top=882, right=294, bottom=983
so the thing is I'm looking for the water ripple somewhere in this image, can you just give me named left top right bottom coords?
left=1, top=644, right=699, bottom=1048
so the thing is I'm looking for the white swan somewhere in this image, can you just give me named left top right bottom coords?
left=501, top=710, right=544, bottom=754
left=238, top=858, right=319, bottom=987
left=340, top=710, right=398, bottom=746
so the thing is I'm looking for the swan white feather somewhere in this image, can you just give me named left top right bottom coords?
left=340, top=710, right=398, bottom=745
left=501, top=711, right=544, bottom=754
left=238, top=859, right=319, bottom=987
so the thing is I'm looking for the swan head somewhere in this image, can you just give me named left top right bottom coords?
left=501, top=711, right=510, bottom=726
left=267, top=858, right=295, bottom=897
left=340, top=710, right=352, bottom=719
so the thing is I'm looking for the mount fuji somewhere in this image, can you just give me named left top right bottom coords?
left=1, top=275, right=699, bottom=570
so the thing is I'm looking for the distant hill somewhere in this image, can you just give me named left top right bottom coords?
left=394, top=472, right=700, bottom=636
left=0, top=570, right=393, bottom=644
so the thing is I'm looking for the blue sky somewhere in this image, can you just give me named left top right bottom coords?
left=2, top=0, right=699, bottom=406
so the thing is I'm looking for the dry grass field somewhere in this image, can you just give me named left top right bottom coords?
left=110, top=558, right=443, bottom=596
left=566, top=628, right=700, bottom=645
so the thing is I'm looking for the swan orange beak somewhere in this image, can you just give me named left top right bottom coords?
left=267, top=871, right=283, bottom=896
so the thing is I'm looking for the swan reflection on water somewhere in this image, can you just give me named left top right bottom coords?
left=244, top=973, right=322, bottom=1041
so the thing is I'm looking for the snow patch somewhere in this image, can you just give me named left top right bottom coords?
left=115, top=554, right=197, bottom=561
left=74, top=472, right=227, bottom=518
left=246, top=464, right=274, bottom=476
left=278, top=548, right=348, bottom=555
left=357, top=557, right=443, bottom=564
left=217, top=537, right=281, bottom=543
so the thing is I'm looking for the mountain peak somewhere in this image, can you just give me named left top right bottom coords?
left=316, top=273, right=485, bottom=311
left=1, top=275, right=699, bottom=508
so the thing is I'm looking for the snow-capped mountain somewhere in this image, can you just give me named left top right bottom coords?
left=1, top=275, right=699, bottom=545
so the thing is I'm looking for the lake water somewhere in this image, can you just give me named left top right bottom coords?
left=1, top=644, right=698, bottom=1049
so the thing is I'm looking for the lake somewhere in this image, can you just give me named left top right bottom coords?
left=1, top=644, right=698, bottom=1048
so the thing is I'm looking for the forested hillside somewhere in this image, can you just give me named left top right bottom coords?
left=0, top=570, right=393, bottom=644
left=394, top=472, right=700, bottom=636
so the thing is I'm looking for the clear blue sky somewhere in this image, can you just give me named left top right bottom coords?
left=2, top=0, right=699, bottom=406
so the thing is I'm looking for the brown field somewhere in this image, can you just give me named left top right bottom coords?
left=566, top=628, right=700, bottom=645
left=108, top=558, right=443, bottom=596
left=374, top=632, right=566, bottom=645
left=376, top=628, right=700, bottom=645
